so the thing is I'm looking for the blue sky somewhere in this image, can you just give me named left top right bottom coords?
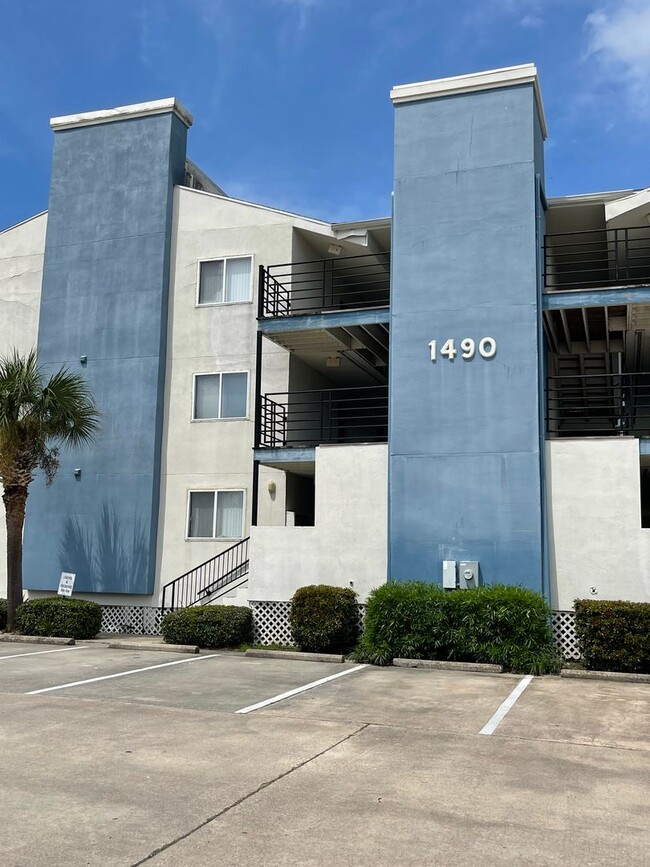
left=1, top=0, right=649, bottom=230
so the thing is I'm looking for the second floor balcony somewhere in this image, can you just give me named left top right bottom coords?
left=259, top=251, right=390, bottom=318
left=544, top=225, right=650, bottom=292
left=258, top=386, right=389, bottom=448
left=547, top=372, right=650, bottom=437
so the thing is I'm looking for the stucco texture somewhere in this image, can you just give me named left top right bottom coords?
left=23, top=111, right=187, bottom=595
left=547, top=438, right=650, bottom=608
left=389, top=83, right=545, bottom=591
left=248, top=443, right=387, bottom=602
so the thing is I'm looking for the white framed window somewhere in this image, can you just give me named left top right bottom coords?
left=193, top=372, right=248, bottom=420
left=197, top=256, right=253, bottom=305
left=187, top=489, right=245, bottom=539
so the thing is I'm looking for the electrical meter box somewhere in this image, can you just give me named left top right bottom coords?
left=459, top=561, right=479, bottom=589
left=442, top=560, right=457, bottom=589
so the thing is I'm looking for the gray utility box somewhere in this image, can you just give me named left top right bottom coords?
left=459, top=561, right=480, bottom=589
left=442, top=560, right=457, bottom=589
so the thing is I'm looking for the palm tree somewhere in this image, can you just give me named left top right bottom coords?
left=0, top=350, right=100, bottom=629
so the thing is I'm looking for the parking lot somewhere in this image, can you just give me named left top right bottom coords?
left=0, top=642, right=648, bottom=866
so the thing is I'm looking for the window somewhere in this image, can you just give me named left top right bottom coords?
left=198, top=256, right=252, bottom=305
left=187, top=490, right=245, bottom=539
left=193, top=372, right=248, bottom=420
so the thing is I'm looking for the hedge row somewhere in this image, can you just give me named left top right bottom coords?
left=289, top=585, right=360, bottom=653
left=355, top=582, right=561, bottom=674
left=574, top=599, right=650, bottom=674
left=15, top=597, right=102, bottom=639
left=0, top=598, right=6, bottom=631
left=162, top=605, right=253, bottom=647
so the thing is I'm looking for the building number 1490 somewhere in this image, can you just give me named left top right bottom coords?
left=428, top=337, right=497, bottom=362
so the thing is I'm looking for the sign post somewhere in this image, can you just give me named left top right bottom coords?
left=57, top=572, right=76, bottom=598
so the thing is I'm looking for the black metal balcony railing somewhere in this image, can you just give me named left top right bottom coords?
left=547, top=372, right=650, bottom=437
left=258, top=386, right=389, bottom=447
left=259, top=252, right=390, bottom=317
left=544, top=225, right=650, bottom=291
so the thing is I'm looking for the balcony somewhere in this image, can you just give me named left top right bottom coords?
left=259, top=252, right=390, bottom=318
left=544, top=225, right=650, bottom=291
left=258, top=386, right=389, bottom=447
left=547, top=372, right=650, bottom=437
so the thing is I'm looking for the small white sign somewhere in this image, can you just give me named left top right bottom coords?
left=57, top=572, right=76, bottom=598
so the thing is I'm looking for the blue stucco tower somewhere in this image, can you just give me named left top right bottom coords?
left=388, top=66, right=547, bottom=591
left=23, top=100, right=191, bottom=595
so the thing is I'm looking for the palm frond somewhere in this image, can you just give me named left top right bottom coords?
left=0, top=349, right=100, bottom=486
left=0, top=349, right=41, bottom=427
left=41, top=367, right=101, bottom=446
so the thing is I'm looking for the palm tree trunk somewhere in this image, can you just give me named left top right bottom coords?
left=3, top=484, right=27, bottom=630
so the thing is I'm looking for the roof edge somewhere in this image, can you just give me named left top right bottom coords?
left=50, top=98, right=193, bottom=131
left=390, top=63, right=547, bottom=140
left=0, top=210, right=48, bottom=237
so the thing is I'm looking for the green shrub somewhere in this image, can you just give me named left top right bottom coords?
left=161, top=605, right=253, bottom=648
left=16, top=597, right=102, bottom=639
left=574, top=599, right=650, bottom=674
left=0, top=598, right=6, bottom=631
left=355, top=582, right=561, bottom=674
left=289, top=585, right=360, bottom=654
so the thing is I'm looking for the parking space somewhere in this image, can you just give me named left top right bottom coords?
left=259, top=664, right=525, bottom=733
left=494, top=674, right=650, bottom=750
left=0, top=643, right=362, bottom=712
left=0, top=641, right=647, bottom=866
left=0, top=643, right=208, bottom=696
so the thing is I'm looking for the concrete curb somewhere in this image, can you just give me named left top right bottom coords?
left=245, top=649, right=345, bottom=663
left=561, top=668, right=650, bottom=684
left=0, top=634, right=75, bottom=646
left=393, top=658, right=504, bottom=673
left=107, top=641, right=199, bottom=654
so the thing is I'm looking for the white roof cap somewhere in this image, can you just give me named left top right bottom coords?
left=50, top=98, right=193, bottom=131
left=390, top=64, right=547, bottom=139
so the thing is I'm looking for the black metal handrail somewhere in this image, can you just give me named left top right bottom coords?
left=161, top=537, right=250, bottom=610
left=259, top=251, right=390, bottom=317
left=544, top=225, right=650, bottom=290
left=547, top=372, right=650, bottom=436
left=258, top=386, right=389, bottom=447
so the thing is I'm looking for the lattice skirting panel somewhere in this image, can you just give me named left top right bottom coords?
left=552, top=610, right=580, bottom=660
left=100, top=603, right=580, bottom=660
left=250, top=601, right=366, bottom=646
left=100, top=606, right=170, bottom=636
left=250, top=601, right=293, bottom=645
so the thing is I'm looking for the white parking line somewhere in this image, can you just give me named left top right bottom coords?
left=235, top=664, right=367, bottom=714
left=26, top=653, right=220, bottom=695
left=478, top=675, right=534, bottom=735
left=0, top=646, right=83, bottom=661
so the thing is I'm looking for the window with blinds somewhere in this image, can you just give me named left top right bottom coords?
left=197, top=256, right=252, bottom=304
left=193, top=372, right=248, bottom=420
left=187, top=490, right=245, bottom=539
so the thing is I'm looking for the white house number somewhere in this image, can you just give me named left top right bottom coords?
left=428, top=337, right=497, bottom=362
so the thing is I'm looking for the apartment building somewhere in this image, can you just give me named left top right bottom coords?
left=1, top=65, right=649, bottom=638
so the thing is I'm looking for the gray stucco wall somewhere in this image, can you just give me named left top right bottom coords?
left=24, top=111, right=187, bottom=594
left=389, top=84, right=546, bottom=591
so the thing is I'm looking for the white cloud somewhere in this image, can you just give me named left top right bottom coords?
left=585, top=1, right=650, bottom=102
left=272, top=0, right=324, bottom=32
left=464, top=0, right=547, bottom=31
left=520, top=12, right=545, bottom=29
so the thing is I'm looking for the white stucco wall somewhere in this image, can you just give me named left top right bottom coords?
left=547, top=438, right=650, bottom=609
left=248, top=443, right=388, bottom=602
left=154, top=189, right=339, bottom=601
left=0, top=212, right=47, bottom=599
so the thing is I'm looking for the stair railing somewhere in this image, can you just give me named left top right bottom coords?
left=161, top=537, right=250, bottom=610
